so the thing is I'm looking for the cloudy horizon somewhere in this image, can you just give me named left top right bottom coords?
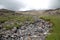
left=0, top=0, right=60, bottom=11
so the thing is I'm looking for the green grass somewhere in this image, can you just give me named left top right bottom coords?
left=39, top=15, right=60, bottom=40
left=0, top=15, right=35, bottom=30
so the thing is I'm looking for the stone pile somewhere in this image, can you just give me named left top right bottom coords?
left=0, top=18, right=52, bottom=40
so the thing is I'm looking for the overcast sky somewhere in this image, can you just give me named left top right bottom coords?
left=0, top=0, right=60, bottom=11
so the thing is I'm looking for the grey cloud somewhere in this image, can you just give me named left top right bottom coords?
left=0, top=0, right=24, bottom=11
left=49, top=0, right=60, bottom=9
left=0, top=0, right=60, bottom=11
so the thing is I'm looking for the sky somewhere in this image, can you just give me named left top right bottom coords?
left=0, top=0, right=60, bottom=11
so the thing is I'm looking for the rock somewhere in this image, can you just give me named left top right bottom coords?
left=12, top=27, right=17, bottom=33
left=0, top=25, right=2, bottom=29
left=20, top=26, right=26, bottom=30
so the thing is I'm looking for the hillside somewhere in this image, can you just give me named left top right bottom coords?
left=17, top=8, right=60, bottom=15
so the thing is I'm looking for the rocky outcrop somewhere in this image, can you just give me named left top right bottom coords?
left=0, top=17, right=52, bottom=40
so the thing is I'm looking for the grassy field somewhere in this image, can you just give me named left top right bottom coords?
left=0, top=15, right=35, bottom=30
left=39, top=15, right=60, bottom=40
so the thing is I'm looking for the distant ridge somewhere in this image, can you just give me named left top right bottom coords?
left=0, top=8, right=60, bottom=15
left=16, top=8, right=60, bottom=15
left=0, top=9, right=15, bottom=13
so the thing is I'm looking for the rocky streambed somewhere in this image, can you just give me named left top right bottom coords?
left=0, top=16, right=52, bottom=40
